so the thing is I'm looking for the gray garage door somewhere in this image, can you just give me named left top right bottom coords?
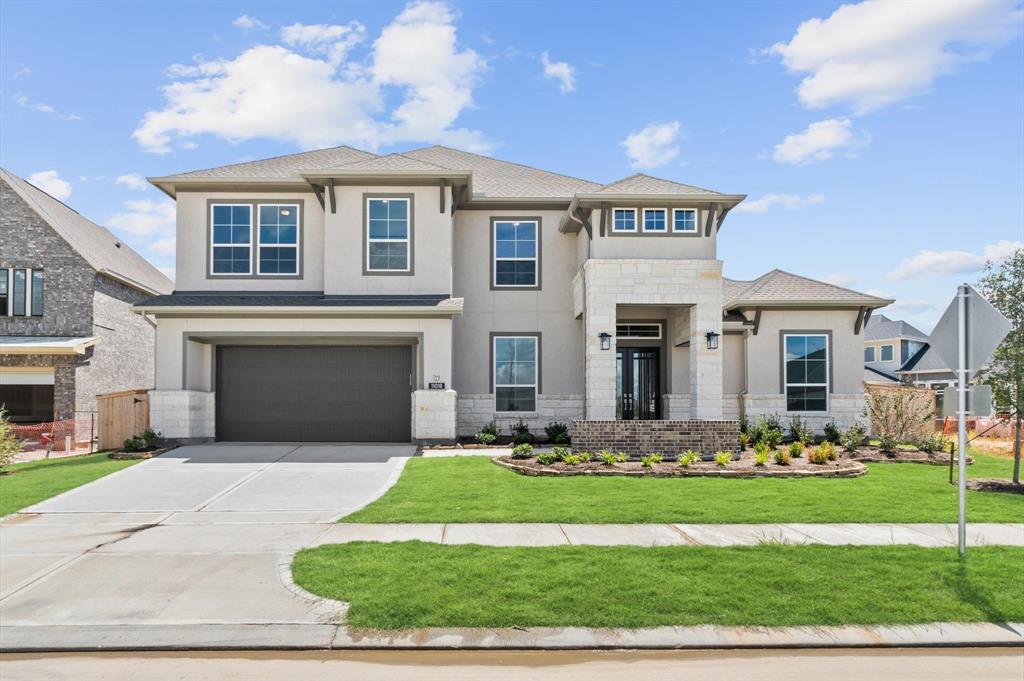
left=216, top=345, right=412, bottom=442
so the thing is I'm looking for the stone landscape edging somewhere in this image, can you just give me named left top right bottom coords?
left=493, top=457, right=867, bottom=478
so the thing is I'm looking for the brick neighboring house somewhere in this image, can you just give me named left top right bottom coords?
left=0, top=168, right=173, bottom=425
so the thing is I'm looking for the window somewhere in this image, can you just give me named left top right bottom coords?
left=880, top=344, right=894, bottom=362
left=211, top=204, right=253, bottom=274
left=617, top=323, right=662, bottom=339
left=1, top=268, right=43, bottom=317
left=257, top=205, right=299, bottom=274
left=494, top=335, right=538, bottom=412
left=366, top=197, right=410, bottom=272
left=864, top=346, right=876, bottom=362
left=612, top=208, right=637, bottom=232
left=642, top=209, right=667, bottom=232
left=784, top=334, right=828, bottom=412
left=30, top=270, right=43, bottom=316
left=12, top=269, right=26, bottom=316
left=673, top=208, right=697, bottom=233
left=493, top=219, right=538, bottom=287
left=0, top=269, right=7, bottom=316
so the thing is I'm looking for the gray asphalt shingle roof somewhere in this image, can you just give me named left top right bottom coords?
left=159, top=145, right=377, bottom=179
left=864, top=314, right=930, bottom=342
left=2, top=168, right=173, bottom=295
left=899, top=346, right=950, bottom=373
left=722, top=270, right=890, bottom=308
left=590, top=173, right=722, bottom=196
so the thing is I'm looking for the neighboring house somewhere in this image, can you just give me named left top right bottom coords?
left=0, top=168, right=173, bottom=424
left=863, top=314, right=955, bottom=389
left=137, top=145, right=891, bottom=443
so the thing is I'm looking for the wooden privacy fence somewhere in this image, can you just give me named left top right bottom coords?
left=97, top=389, right=149, bottom=450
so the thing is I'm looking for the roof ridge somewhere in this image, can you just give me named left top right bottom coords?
left=404, top=144, right=603, bottom=188
left=597, top=171, right=723, bottom=195
left=161, top=144, right=378, bottom=178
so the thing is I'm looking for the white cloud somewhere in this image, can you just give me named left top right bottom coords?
left=115, top=174, right=148, bottom=191
left=734, top=193, right=825, bottom=213
left=232, top=15, right=267, bottom=32
left=15, top=94, right=81, bottom=120
left=28, top=170, right=71, bottom=200
left=769, top=0, right=1022, bottom=113
left=149, top=237, right=177, bottom=257
left=822, top=272, right=855, bottom=288
left=621, top=121, right=681, bottom=169
left=134, top=1, right=488, bottom=154
left=540, top=52, right=575, bottom=93
left=772, top=118, right=868, bottom=165
left=106, top=199, right=176, bottom=237
left=887, top=240, right=1022, bottom=281
left=158, top=266, right=176, bottom=281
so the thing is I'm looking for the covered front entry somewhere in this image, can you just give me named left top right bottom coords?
left=216, top=345, right=412, bottom=442
left=616, top=347, right=661, bottom=420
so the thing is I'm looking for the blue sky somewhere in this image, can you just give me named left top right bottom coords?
left=2, top=0, right=1022, bottom=331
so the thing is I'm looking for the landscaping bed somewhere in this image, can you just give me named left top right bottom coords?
left=495, top=453, right=866, bottom=478
left=847, top=448, right=973, bottom=465
left=108, top=445, right=174, bottom=460
left=967, top=478, right=1024, bottom=495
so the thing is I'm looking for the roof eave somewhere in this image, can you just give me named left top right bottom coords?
left=574, top=192, right=747, bottom=204
left=0, top=336, right=101, bottom=355
left=133, top=301, right=465, bottom=317
left=725, top=298, right=894, bottom=310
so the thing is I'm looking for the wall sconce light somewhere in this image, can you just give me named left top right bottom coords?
left=705, top=331, right=720, bottom=350
left=599, top=332, right=612, bottom=351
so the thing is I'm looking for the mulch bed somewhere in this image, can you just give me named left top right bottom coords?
left=846, top=448, right=973, bottom=465
left=966, top=478, right=1024, bottom=495
left=108, top=446, right=175, bottom=460
left=495, top=453, right=866, bottom=478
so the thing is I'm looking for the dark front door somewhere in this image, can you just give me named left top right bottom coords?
left=616, top=347, right=660, bottom=420
left=216, top=345, right=412, bottom=442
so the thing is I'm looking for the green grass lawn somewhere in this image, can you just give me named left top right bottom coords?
left=0, top=453, right=137, bottom=517
left=343, top=452, right=1023, bottom=523
left=293, top=542, right=1024, bottom=629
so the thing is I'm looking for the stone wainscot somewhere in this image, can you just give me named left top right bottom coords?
left=571, top=419, right=741, bottom=458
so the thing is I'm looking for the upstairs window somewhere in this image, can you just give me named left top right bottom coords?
left=1, top=268, right=42, bottom=317
left=880, top=344, right=894, bottom=362
left=864, top=346, right=876, bottom=362
left=612, top=208, right=637, bottom=232
left=257, top=205, right=299, bottom=275
left=784, top=334, right=828, bottom=412
left=366, top=197, right=411, bottom=272
left=31, top=270, right=43, bottom=316
left=493, top=219, right=538, bottom=287
left=673, top=208, right=697, bottom=233
left=642, top=209, right=667, bottom=232
left=12, top=269, right=26, bottom=316
left=210, top=204, right=253, bottom=275
left=494, top=335, right=538, bottom=412
left=0, top=269, right=7, bottom=315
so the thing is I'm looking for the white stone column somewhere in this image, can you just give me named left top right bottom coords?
left=583, top=264, right=617, bottom=420
left=412, top=389, right=457, bottom=441
left=688, top=271, right=724, bottom=419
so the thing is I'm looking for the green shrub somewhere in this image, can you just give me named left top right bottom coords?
left=561, top=453, right=583, bottom=465
left=823, top=420, right=842, bottom=444
left=678, top=450, right=701, bottom=467
left=480, top=421, right=501, bottom=438
left=141, top=428, right=159, bottom=448
left=536, top=451, right=559, bottom=465
left=576, top=450, right=592, bottom=463
left=841, top=423, right=867, bottom=453
left=511, top=443, right=534, bottom=459
left=475, top=432, right=497, bottom=445
left=641, top=452, right=663, bottom=468
left=511, top=419, right=535, bottom=445
left=753, top=449, right=769, bottom=467
left=739, top=413, right=750, bottom=436
left=738, top=432, right=751, bottom=450
left=544, top=422, right=570, bottom=444
left=598, top=450, right=618, bottom=465
left=763, top=428, right=784, bottom=449
left=122, top=435, right=146, bottom=452
left=819, top=440, right=837, bottom=461
left=774, top=448, right=792, bottom=466
left=714, top=451, right=733, bottom=466
left=753, top=440, right=771, bottom=457
left=916, top=431, right=950, bottom=454
left=877, top=433, right=900, bottom=455
left=788, top=441, right=805, bottom=458
left=0, top=408, right=20, bottom=472
left=807, top=445, right=830, bottom=465
left=787, top=416, right=814, bottom=444
left=763, top=413, right=782, bottom=431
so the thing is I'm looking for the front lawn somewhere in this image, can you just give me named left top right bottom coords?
left=0, top=453, right=137, bottom=517
left=342, top=453, right=1023, bottom=523
left=293, top=542, right=1024, bottom=629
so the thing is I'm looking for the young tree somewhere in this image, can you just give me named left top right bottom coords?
left=977, top=248, right=1023, bottom=484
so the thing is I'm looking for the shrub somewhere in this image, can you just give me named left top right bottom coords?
left=753, top=449, right=769, bottom=467
left=714, top=451, right=733, bottom=466
left=550, top=446, right=571, bottom=460
left=615, top=451, right=629, bottom=463
left=641, top=452, right=663, bottom=468
left=536, top=451, right=559, bottom=465
left=763, top=413, right=782, bottom=431
left=0, top=408, right=20, bottom=472
left=678, top=450, right=701, bottom=467
left=823, top=420, right=842, bottom=444
left=788, top=441, right=805, bottom=458
left=739, top=413, right=750, bottom=436
left=877, top=433, right=900, bottom=456
left=818, top=440, right=837, bottom=461
left=916, top=431, right=950, bottom=454
left=561, top=453, right=583, bottom=465
left=511, top=443, right=534, bottom=459
left=738, top=432, right=751, bottom=451
left=753, top=441, right=772, bottom=459
left=475, top=432, right=497, bottom=445
left=511, top=419, right=535, bottom=445
left=141, top=428, right=159, bottom=448
left=841, top=423, right=867, bottom=453
left=787, top=416, right=814, bottom=444
left=544, top=421, right=570, bottom=444
left=598, top=450, right=620, bottom=465
left=763, top=428, right=783, bottom=449
left=866, top=387, right=933, bottom=443
left=576, top=450, right=592, bottom=463
left=774, top=448, right=792, bottom=466
left=122, top=435, right=147, bottom=452
left=807, top=444, right=833, bottom=465
left=480, top=421, right=501, bottom=438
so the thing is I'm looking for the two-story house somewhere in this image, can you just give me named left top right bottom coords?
left=137, top=146, right=891, bottom=443
left=864, top=314, right=955, bottom=389
left=1, top=168, right=173, bottom=426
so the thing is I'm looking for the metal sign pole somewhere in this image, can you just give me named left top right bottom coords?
left=957, top=283, right=968, bottom=557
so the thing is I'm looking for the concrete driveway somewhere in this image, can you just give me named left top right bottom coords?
left=0, top=443, right=414, bottom=649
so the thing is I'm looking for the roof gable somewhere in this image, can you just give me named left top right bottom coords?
left=593, top=173, right=722, bottom=196
left=864, top=314, right=929, bottom=342
left=723, top=269, right=891, bottom=308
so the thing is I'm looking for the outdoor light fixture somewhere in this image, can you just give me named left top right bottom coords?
left=599, top=332, right=612, bottom=350
left=705, top=331, right=720, bottom=350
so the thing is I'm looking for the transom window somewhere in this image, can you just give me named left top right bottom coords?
left=493, top=220, right=538, bottom=287
left=367, top=197, right=410, bottom=272
left=880, top=344, right=894, bottom=362
left=612, top=208, right=637, bottom=232
left=784, top=334, right=828, bottom=412
left=864, top=346, right=876, bottom=362
left=494, top=336, right=538, bottom=412
left=211, top=204, right=253, bottom=275
left=642, top=209, right=667, bottom=232
left=257, top=205, right=299, bottom=274
left=617, top=323, right=662, bottom=339
left=0, top=268, right=43, bottom=317
left=673, top=208, right=697, bottom=232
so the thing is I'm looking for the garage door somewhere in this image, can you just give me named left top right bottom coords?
left=216, top=345, right=412, bottom=442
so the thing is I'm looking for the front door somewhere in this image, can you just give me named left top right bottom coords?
left=616, top=347, right=660, bottom=420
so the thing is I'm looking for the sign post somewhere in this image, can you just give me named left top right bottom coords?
left=930, top=284, right=1012, bottom=557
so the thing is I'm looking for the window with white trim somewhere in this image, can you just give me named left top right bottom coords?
left=493, top=220, right=538, bottom=287
left=784, top=334, right=828, bottom=412
left=673, top=208, right=697, bottom=232
left=367, top=197, right=410, bottom=272
left=0, top=268, right=43, bottom=317
left=642, top=208, right=667, bottom=232
left=257, top=204, right=299, bottom=274
left=880, top=344, right=894, bottom=362
left=494, top=336, right=537, bottom=412
left=211, top=204, right=253, bottom=274
left=612, top=208, right=637, bottom=232
left=864, top=346, right=875, bottom=362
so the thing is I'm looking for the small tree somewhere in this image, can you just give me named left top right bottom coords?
left=866, top=386, right=933, bottom=443
left=977, top=248, right=1023, bottom=484
left=0, top=408, right=21, bottom=472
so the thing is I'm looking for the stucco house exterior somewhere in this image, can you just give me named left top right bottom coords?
left=137, top=146, right=891, bottom=443
left=1, top=168, right=173, bottom=425
left=863, top=314, right=955, bottom=389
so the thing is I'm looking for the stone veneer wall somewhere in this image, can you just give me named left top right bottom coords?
left=412, top=389, right=457, bottom=442
left=741, top=393, right=866, bottom=432
left=571, top=419, right=741, bottom=457
left=457, top=394, right=584, bottom=438
left=150, top=390, right=215, bottom=442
